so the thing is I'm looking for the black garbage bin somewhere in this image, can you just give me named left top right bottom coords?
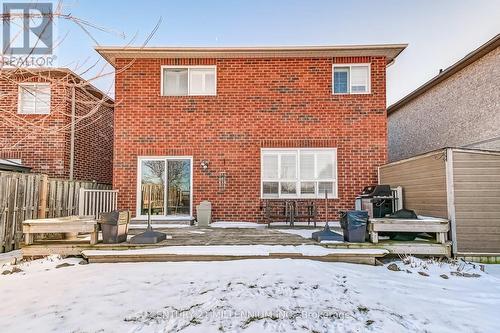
left=340, top=210, right=368, bottom=243
left=98, top=210, right=130, bottom=244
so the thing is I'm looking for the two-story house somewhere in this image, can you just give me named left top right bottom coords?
left=0, top=68, right=114, bottom=183
left=96, top=44, right=406, bottom=222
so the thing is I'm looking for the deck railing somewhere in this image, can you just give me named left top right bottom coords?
left=78, top=188, right=118, bottom=219
left=391, top=186, right=404, bottom=212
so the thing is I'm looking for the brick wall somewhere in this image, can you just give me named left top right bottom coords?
left=114, top=56, right=388, bottom=221
left=0, top=70, right=113, bottom=183
left=71, top=87, right=114, bottom=183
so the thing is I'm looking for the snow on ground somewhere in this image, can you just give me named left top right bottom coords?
left=130, top=224, right=191, bottom=229
left=275, top=228, right=346, bottom=244
left=275, top=228, right=319, bottom=239
left=188, top=230, right=206, bottom=234
left=81, top=245, right=388, bottom=257
left=1, top=257, right=499, bottom=333
left=0, top=249, right=22, bottom=265
left=486, top=264, right=500, bottom=278
left=209, top=222, right=266, bottom=229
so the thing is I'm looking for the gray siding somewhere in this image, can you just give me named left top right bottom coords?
left=453, top=150, right=500, bottom=253
left=379, top=150, right=448, bottom=218
left=388, top=46, right=500, bottom=162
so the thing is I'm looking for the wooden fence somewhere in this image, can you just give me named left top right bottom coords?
left=0, top=171, right=111, bottom=253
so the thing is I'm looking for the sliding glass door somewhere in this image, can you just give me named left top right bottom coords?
left=166, top=160, right=191, bottom=215
left=140, top=159, right=165, bottom=215
left=138, top=157, right=192, bottom=217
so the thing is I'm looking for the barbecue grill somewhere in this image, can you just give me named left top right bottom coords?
left=355, top=185, right=394, bottom=218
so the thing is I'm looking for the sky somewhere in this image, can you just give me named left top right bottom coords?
left=4, top=0, right=500, bottom=104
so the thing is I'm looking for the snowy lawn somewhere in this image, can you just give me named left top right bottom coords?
left=1, top=256, right=499, bottom=333
left=275, top=228, right=320, bottom=239
left=209, top=222, right=266, bottom=229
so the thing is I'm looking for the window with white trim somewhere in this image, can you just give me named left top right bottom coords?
left=18, top=83, right=51, bottom=114
left=261, top=149, right=337, bottom=199
left=162, top=66, right=216, bottom=96
left=333, top=64, right=370, bottom=94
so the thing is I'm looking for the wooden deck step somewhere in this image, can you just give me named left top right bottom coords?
left=81, top=246, right=388, bottom=265
left=323, top=240, right=452, bottom=257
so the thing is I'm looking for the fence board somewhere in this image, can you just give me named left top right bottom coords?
left=0, top=174, right=8, bottom=250
left=5, top=176, right=16, bottom=252
left=0, top=171, right=111, bottom=253
left=14, top=176, right=25, bottom=249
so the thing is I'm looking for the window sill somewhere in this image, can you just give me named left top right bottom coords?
left=17, top=112, right=51, bottom=115
left=332, top=92, right=371, bottom=96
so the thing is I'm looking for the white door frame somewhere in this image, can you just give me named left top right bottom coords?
left=136, top=156, right=193, bottom=219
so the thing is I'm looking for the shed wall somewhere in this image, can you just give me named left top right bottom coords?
left=453, top=150, right=500, bottom=254
left=379, top=150, right=448, bottom=218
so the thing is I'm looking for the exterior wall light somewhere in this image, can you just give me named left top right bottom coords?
left=200, top=160, right=209, bottom=171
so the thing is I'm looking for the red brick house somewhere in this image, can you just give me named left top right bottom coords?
left=96, top=44, right=406, bottom=222
left=0, top=68, right=114, bottom=183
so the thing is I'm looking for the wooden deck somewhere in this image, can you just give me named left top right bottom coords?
left=21, top=226, right=316, bottom=256
left=21, top=225, right=452, bottom=264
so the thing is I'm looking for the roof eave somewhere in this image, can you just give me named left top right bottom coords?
left=1, top=67, right=114, bottom=103
left=388, top=34, right=500, bottom=115
left=95, top=44, right=408, bottom=68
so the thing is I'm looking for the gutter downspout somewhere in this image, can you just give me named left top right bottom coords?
left=69, top=86, right=76, bottom=180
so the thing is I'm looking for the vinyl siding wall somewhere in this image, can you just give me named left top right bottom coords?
left=452, top=150, right=500, bottom=254
left=379, top=150, right=448, bottom=218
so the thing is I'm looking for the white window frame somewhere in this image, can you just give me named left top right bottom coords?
left=332, top=63, right=371, bottom=95
left=160, top=65, right=217, bottom=96
left=136, top=156, right=194, bottom=219
left=261, top=148, right=338, bottom=199
left=17, top=83, right=51, bottom=114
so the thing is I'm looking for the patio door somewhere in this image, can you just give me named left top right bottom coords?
left=138, top=157, right=192, bottom=217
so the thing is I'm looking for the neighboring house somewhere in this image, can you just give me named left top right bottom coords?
left=0, top=158, right=32, bottom=173
left=96, top=44, right=406, bottom=221
left=0, top=68, right=114, bottom=183
left=387, top=34, right=500, bottom=162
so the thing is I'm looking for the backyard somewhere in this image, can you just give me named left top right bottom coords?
left=1, top=255, right=499, bottom=333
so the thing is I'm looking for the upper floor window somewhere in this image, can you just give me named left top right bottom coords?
left=261, top=148, right=338, bottom=199
left=18, top=83, right=51, bottom=114
left=333, top=64, right=370, bottom=94
left=162, top=66, right=216, bottom=96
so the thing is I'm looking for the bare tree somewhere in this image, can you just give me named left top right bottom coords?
left=0, top=1, right=161, bottom=153
left=142, top=160, right=165, bottom=184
